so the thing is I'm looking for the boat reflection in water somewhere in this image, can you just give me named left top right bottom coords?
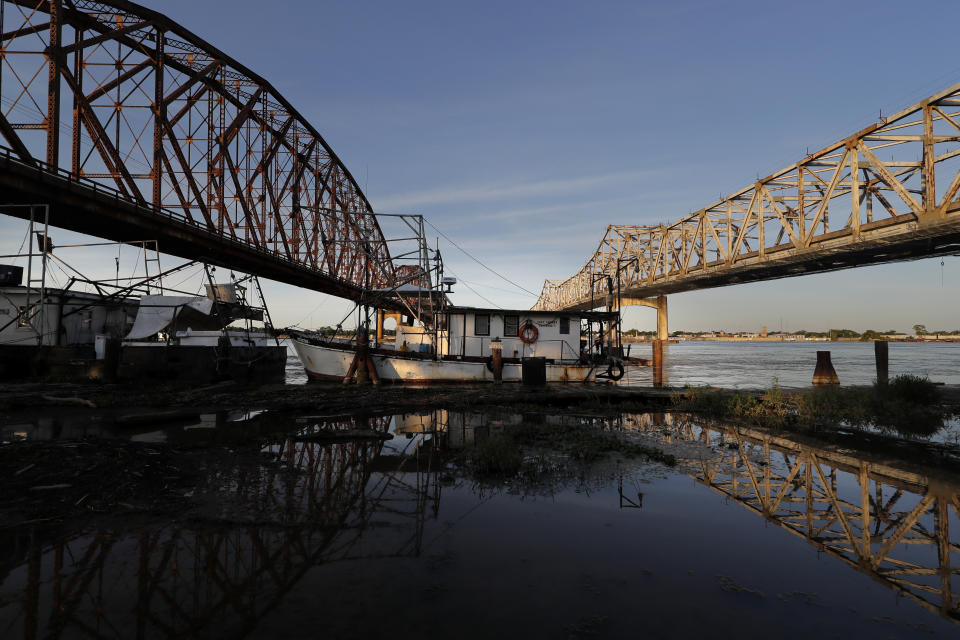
left=398, top=409, right=960, bottom=625
left=1, top=409, right=958, bottom=637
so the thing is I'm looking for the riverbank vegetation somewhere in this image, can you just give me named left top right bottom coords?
left=673, top=375, right=953, bottom=437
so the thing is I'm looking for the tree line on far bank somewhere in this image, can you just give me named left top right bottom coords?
left=623, top=325, right=960, bottom=340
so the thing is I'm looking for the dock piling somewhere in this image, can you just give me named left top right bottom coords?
left=490, top=338, right=503, bottom=384
left=343, top=326, right=379, bottom=385
left=875, top=340, right=888, bottom=385
left=652, top=339, right=665, bottom=387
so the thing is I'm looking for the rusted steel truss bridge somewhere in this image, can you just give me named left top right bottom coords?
left=534, top=82, right=960, bottom=326
left=0, top=0, right=414, bottom=302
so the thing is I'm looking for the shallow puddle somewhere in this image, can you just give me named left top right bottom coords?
left=1, top=409, right=959, bottom=638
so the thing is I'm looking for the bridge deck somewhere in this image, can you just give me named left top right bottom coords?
left=560, top=209, right=960, bottom=310
left=0, top=149, right=367, bottom=300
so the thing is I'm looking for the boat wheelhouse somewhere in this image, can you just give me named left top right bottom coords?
left=398, top=307, right=595, bottom=360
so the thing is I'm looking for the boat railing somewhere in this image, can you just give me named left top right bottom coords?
left=291, top=330, right=356, bottom=348
left=559, top=340, right=582, bottom=362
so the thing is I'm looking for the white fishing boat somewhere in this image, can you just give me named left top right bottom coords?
left=290, top=305, right=646, bottom=384
left=288, top=213, right=647, bottom=384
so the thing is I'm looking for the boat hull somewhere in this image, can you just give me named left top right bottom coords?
left=291, top=338, right=608, bottom=383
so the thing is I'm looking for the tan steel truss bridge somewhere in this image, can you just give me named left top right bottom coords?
left=534, top=82, right=960, bottom=320
left=0, top=0, right=395, bottom=300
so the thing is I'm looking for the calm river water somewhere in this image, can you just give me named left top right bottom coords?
left=286, top=339, right=960, bottom=388
left=2, top=408, right=958, bottom=638
left=623, top=340, right=960, bottom=388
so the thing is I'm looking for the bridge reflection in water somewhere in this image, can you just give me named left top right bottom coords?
left=1, top=414, right=440, bottom=639
left=1, top=410, right=958, bottom=636
left=620, top=413, right=960, bottom=624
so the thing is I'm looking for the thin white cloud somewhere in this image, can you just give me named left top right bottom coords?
left=376, top=170, right=653, bottom=211
left=480, top=195, right=639, bottom=222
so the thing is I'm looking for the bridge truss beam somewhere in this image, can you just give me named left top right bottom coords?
left=0, top=0, right=394, bottom=299
left=534, top=82, right=960, bottom=311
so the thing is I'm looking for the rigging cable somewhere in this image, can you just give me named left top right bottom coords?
left=456, top=277, right=535, bottom=296
left=423, top=218, right=539, bottom=298
left=441, top=263, right=501, bottom=309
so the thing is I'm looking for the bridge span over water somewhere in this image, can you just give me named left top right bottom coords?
left=534, top=82, right=960, bottom=335
left=0, top=0, right=398, bottom=301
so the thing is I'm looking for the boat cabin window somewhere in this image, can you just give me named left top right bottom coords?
left=559, top=316, right=570, bottom=334
left=503, top=314, right=519, bottom=337
left=474, top=313, right=490, bottom=336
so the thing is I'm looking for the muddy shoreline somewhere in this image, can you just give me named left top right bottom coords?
left=0, top=379, right=677, bottom=415
left=5, top=378, right=960, bottom=411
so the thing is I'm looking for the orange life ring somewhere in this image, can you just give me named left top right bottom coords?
left=519, top=322, right=538, bottom=344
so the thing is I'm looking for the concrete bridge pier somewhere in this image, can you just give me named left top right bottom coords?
left=616, top=295, right=668, bottom=385
left=375, top=309, right=403, bottom=343
left=612, top=295, right=668, bottom=340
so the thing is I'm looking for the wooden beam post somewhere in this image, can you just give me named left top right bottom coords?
left=875, top=340, right=888, bottom=385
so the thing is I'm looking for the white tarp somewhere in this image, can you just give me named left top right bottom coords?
left=125, top=295, right=214, bottom=340
left=374, top=284, right=434, bottom=293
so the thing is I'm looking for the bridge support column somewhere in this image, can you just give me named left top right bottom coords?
left=376, top=310, right=403, bottom=344
left=650, top=297, right=668, bottom=387
left=618, top=294, right=668, bottom=386
left=655, top=295, right=668, bottom=341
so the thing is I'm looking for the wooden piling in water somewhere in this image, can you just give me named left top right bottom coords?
left=875, top=340, right=888, bottom=385
left=343, top=328, right=379, bottom=385
left=813, top=350, right=839, bottom=386
left=652, top=339, right=664, bottom=387
left=490, top=338, right=503, bottom=384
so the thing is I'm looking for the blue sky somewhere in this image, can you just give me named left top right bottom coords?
left=5, top=0, right=960, bottom=332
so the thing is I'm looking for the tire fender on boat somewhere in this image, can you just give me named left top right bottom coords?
left=607, top=361, right=625, bottom=381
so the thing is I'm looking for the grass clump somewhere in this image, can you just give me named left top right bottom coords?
left=883, top=374, right=941, bottom=405
left=470, top=434, right=523, bottom=476
left=674, top=374, right=947, bottom=436
left=871, top=374, right=944, bottom=436
left=679, top=381, right=795, bottom=427
left=511, top=421, right=676, bottom=466
left=467, top=420, right=676, bottom=479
